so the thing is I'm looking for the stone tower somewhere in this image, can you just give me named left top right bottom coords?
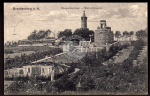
left=81, top=11, right=87, bottom=29
left=94, top=20, right=114, bottom=47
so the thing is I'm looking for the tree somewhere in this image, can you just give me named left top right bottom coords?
left=27, top=29, right=52, bottom=40
left=115, top=31, right=121, bottom=41
left=58, top=29, right=72, bottom=38
left=136, top=30, right=147, bottom=41
left=28, top=30, right=37, bottom=40
left=129, top=31, right=134, bottom=41
left=45, top=29, right=52, bottom=39
left=73, top=28, right=94, bottom=41
left=123, top=31, right=129, bottom=41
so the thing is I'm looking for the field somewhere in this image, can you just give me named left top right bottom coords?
left=4, top=51, right=35, bottom=59
left=4, top=46, right=58, bottom=53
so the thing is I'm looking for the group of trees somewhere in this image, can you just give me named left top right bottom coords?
left=79, top=43, right=130, bottom=68
left=136, top=30, right=147, bottom=41
left=36, top=40, right=147, bottom=94
left=57, top=28, right=94, bottom=41
left=4, top=41, right=18, bottom=47
left=41, top=43, right=131, bottom=93
left=60, top=40, right=146, bottom=93
left=115, top=29, right=147, bottom=41
left=78, top=40, right=146, bottom=93
left=122, top=39, right=145, bottom=69
left=58, top=29, right=72, bottom=38
left=4, top=49, right=14, bottom=54
left=4, top=48, right=62, bottom=70
left=115, top=31, right=134, bottom=41
left=73, top=28, right=94, bottom=41
left=59, top=28, right=147, bottom=43
left=5, top=28, right=147, bottom=48
left=28, top=29, right=52, bottom=40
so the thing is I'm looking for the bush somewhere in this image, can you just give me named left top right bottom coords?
left=4, top=49, right=14, bottom=54
left=45, top=75, right=76, bottom=93
left=45, top=82, right=58, bottom=93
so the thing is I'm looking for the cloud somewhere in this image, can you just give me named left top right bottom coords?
left=89, top=4, right=147, bottom=21
left=4, top=3, right=147, bottom=43
left=36, top=10, right=80, bottom=21
left=88, top=9, right=110, bottom=21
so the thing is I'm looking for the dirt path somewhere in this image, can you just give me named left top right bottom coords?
left=102, top=46, right=134, bottom=65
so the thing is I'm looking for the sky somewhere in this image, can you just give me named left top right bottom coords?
left=4, top=3, right=147, bottom=43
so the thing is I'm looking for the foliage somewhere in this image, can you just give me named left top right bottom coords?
left=4, top=41, right=18, bottom=47
left=129, top=31, right=134, bottom=41
left=132, top=39, right=145, bottom=49
left=4, top=48, right=62, bottom=70
left=5, top=46, right=55, bottom=52
left=4, top=49, right=14, bottom=54
left=115, top=31, right=121, bottom=41
left=58, top=29, right=72, bottom=38
left=79, top=43, right=130, bottom=68
left=46, top=75, right=76, bottom=92
left=136, top=30, right=147, bottom=40
left=71, top=40, right=147, bottom=93
left=123, top=31, right=130, bottom=37
left=115, top=30, right=134, bottom=41
left=45, top=81, right=58, bottom=93
left=73, top=28, right=94, bottom=41
left=5, top=38, right=147, bottom=94
left=28, top=29, right=51, bottom=40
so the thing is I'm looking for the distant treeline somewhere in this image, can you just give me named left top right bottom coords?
left=27, top=28, right=94, bottom=41
left=27, top=29, right=52, bottom=40
left=114, top=29, right=147, bottom=41
left=58, top=28, right=94, bottom=41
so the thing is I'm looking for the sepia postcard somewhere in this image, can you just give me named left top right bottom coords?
left=4, top=3, right=148, bottom=95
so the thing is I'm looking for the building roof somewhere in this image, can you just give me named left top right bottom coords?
left=31, top=52, right=78, bottom=64
left=100, top=20, right=106, bottom=22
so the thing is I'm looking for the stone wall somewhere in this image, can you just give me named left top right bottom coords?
left=94, top=29, right=114, bottom=47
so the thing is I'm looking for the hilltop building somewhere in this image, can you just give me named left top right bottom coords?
left=63, top=12, right=115, bottom=53
left=80, top=11, right=114, bottom=47
left=81, top=11, right=87, bottom=29
left=94, top=20, right=114, bottom=47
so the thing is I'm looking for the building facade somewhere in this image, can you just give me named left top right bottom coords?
left=4, top=64, right=69, bottom=81
left=63, top=40, right=103, bottom=53
left=94, top=20, right=114, bottom=47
